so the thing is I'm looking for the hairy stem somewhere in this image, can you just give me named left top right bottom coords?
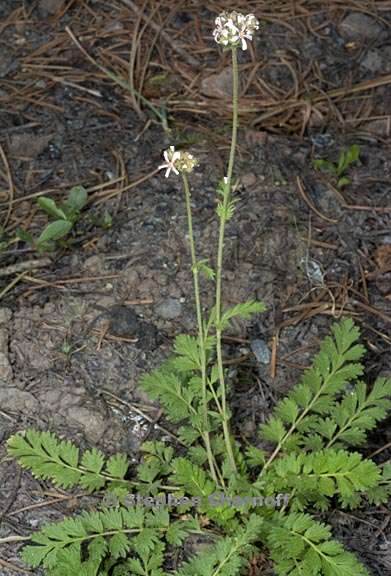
left=182, top=173, right=218, bottom=484
left=214, top=47, right=239, bottom=473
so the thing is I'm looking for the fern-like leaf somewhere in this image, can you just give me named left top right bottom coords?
left=268, top=449, right=381, bottom=510
left=139, top=367, right=197, bottom=423
left=265, top=512, right=370, bottom=576
left=304, top=377, right=391, bottom=450
left=218, top=300, right=266, bottom=331
left=7, top=430, right=130, bottom=493
left=175, top=515, right=263, bottom=576
left=171, top=458, right=216, bottom=497
left=21, top=507, right=182, bottom=572
left=260, top=319, right=365, bottom=455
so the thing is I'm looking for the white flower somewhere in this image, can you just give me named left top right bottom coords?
left=158, top=146, right=181, bottom=178
left=158, top=146, right=198, bottom=177
left=213, top=11, right=259, bottom=50
left=231, top=29, right=253, bottom=51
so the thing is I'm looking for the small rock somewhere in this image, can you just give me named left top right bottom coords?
left=122, top=268, right=140, bottom=286
left=156, top=298, right=182, bottom=320
left=380, top=46, right=391, bottom=72
left=0, top=326, right=12, bottom=381
left=301, top=258, right=324, bottom=285
left=201, top=68, right=233, bottom=99
left=364, top=119, right=390, bottom=137
left=9, top=133, right=53, bottom=159
left=0, top=352, right=12, bottom=381
left=250, top=339, right=271, bottom=365
left=241, top=172, right=257, bottom=187
left=0, top=387, right=39, bottom=413
left=39, top=0, right=64, bottom=14
left=66, top=405, right=107, bottom=444
left=11, top=339, right=52, bottom=370
left=312, top=184, right=343, bottom=217
left=310, top=133, right=334, bottom=149
left=83, top=255, right=105, bottom=274
left=241, top=419, right=256, bottom=437
left=361, top=50, right=382, bottom=73
left=374, top=245, right=391, bottom=273
left=103, top=305, right=140, bottom=338
left=0, top=308, right=12, bottom=325
left=0, top=330, right=8, bottom=351
left=339, top=12, right=383, bottom=40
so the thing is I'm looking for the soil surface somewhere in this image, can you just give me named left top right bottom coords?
left=0, top=1, right=390, bottom=575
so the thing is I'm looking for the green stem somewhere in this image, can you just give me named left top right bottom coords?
left=214, top=47, right=239, bottom=473
left=182, top=174, right=218, bottom=485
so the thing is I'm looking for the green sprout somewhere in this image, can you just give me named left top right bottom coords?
left=313, top=144, right=360, bottom=188
left=16, top=185, right=88, bottom=252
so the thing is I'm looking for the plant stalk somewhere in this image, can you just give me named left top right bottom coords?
left=214, top=47, right=239, bottom=473
left=182, top=173, right=218, bottom=484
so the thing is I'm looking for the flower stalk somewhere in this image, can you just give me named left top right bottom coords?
left=182, top=173, right=218, bottom=484
left=214, top=47, right=239, bottom=473
left=157, top=9, right=259, bottom=481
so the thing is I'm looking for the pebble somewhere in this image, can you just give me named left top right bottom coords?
left=66, top=405, right=107, bottom=444
left=39, top=0, right=64, bottom=14
left=310, top=133, right=334, bottom=149
left=9, top=133, right=53, bottom=159
left=250, top=339, right=271, bottom=365
left=0, top=309, right=12, bottom=381
left=0, top=308, right=12, bottom=325
left=155, top=298, right=182, bottom=320
left=0, top=387, right=38, bottom=412
left=0, top=351, right=12, bottom=381
left=381, top=46, right=391, bottom=72
left=301, top=258, right=324, bottom=285
left=361, top=50, right=383, bottom=73
left=339, top=13, right=383, bottom=40
left=102, top=305, right=140, bottom=338
left=241, top=172, right=257, bottom=187
left=364, top=119, right=390, bottom=137
left=83, top=254, right=105, bottom=274
left=200, top=68, right=233, bottom=99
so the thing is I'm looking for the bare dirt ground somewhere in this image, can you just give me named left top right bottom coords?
left=0, top=1, right=390, bottom=574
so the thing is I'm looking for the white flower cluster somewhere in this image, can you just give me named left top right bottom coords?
left=213, top=11, right=259, bottom=50
left=159, top=146, right=198, bottom=178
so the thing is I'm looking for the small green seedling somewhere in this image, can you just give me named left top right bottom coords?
left=98, top=209, right=113, bottom=230
left=17, top=185, right=88, bottom=251
left=313, top=144, right=360, bottom=188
